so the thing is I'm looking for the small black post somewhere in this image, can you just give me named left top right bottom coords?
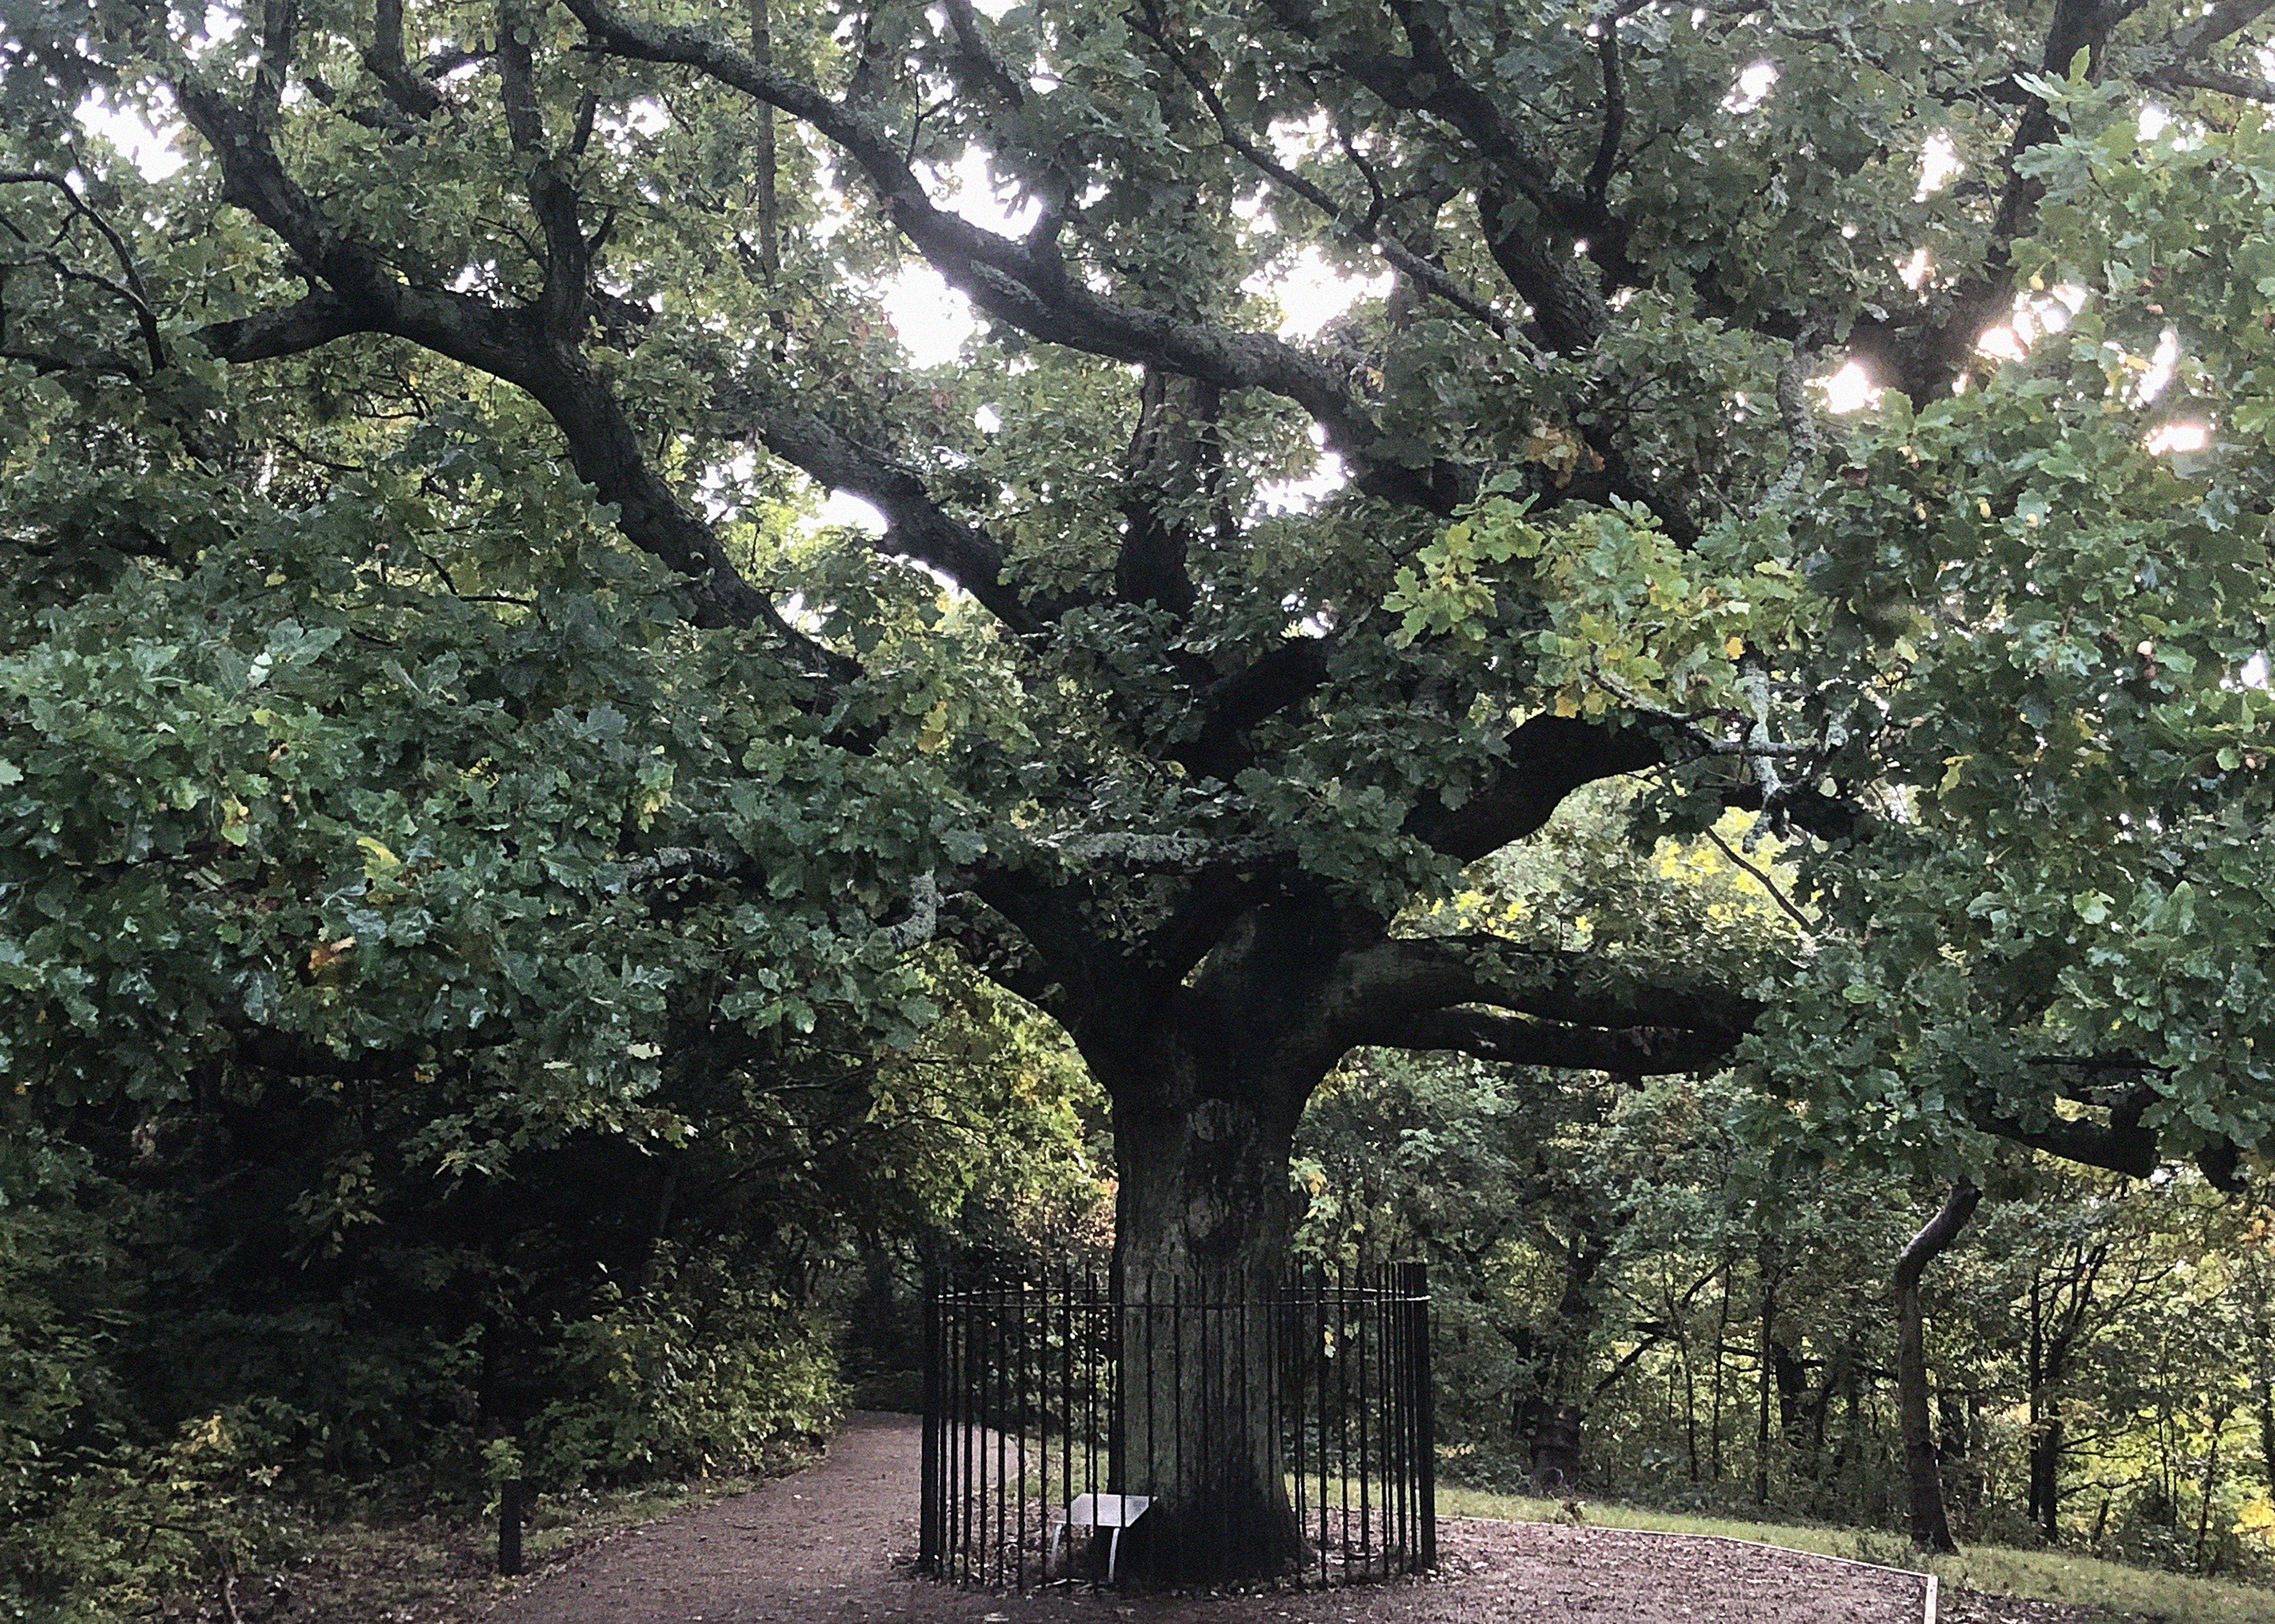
left=497, top=1477, right=528, bottom=1576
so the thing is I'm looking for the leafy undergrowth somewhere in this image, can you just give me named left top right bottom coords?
left=1438, top=1484, right=2275, bottom=1624
left=141, top=1450, right=817, bottom=1624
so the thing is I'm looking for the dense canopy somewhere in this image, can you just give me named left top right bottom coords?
left=6, top=0, right=2275, bottom=1582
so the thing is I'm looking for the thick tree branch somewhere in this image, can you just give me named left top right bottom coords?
left=1321, top=932, right=1761, bottom=1069
left=1405, top=713, right=1663, bottom=862
left=1861, top=0, right=2128, bottom=404
left=744, top=403, right=1065, bottom=636
left=1894, top=1176, right=1982, bottom=1294
left=938, top=0, right=1028, bottom=111
left=197, top=288, right=365, bottom=361
left=1375, top=1005, right=1745, bottom=1075
left=1969, top=1083, right=2160, bottom=1179
left=1115, top=368, right=1213, bottom=617
left=2143, top=62, right=2275, bottom=101
left=495, top=0, right=590, bottom=340
left=362, top=0, right=447, bottom=120
left=1261, top=0, right=1624, bottom=352
left=1585, top=19, right=1627, bottom=205
left=1176, top=636, right=1332, bottom=781
left=172, top=73, right=851, bottom=677
left=2163, top=0, right=2275, bottom=59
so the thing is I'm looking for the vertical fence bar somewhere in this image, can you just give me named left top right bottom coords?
left=1092, top=1265, right=1106, bottom=1530
left=960, top=1277, right=977, bottom=1586
left=1175, top=1278, right=1189, bottom=1588
left=940, top=1278, right=957, bottom=1584
left=1357, top=1260, right=1373, bottom=1573
left=923, top=1254, right=1431, bottom=1592
left=1377, top=1263, right=1397, bottom=1571
left=919, top=1278, right=937, bottom=1575
left=1392, top=1262, right=1413, bottom=1568
left=1413, top=1261, right=1436, bottom=1572
left=1314, top=1265, right=1330, bottom=1586
left=1014, top=1270, right=1029, bottom=1590
left=1057, top=1263, right=1072, bottom=1580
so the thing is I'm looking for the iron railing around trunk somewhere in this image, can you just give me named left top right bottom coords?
left=920, top=1259, right=1433, bottom=1590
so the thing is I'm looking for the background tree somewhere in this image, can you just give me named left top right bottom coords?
left=7, top=0, right=2275, bottom=1582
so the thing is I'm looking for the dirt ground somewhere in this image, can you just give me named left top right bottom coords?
left=479, top=1412, right=2078, bottom=1624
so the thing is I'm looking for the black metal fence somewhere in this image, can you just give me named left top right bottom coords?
left=920, top=1259, right=1433, bottom=1590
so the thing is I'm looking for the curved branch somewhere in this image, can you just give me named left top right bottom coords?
left=197, top=288, right=365, bottom=360
left=746, top=403, right=1065, bottom=635
left=2164, top=0, right=2275, bottom=59
left=1584, top=17, right=1627, bottom=205
left=0, top=169, right=168, bottom=374
left=1404, top=713, right=1663, bottom=862
left=556, top=0, right=1454, bottom=503
left=172, top=72, right=851, bottom=679
left=1967, top=1083, right=2161, bottom=1179
left=362, top=0, right=448, bottom=120
left=2143, top=62, right=2275, bottom=101
left=1134, top=3, right=1516, bottom=340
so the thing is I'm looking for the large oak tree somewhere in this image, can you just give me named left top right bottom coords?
left=7, top=0, right=2275, bottom=1580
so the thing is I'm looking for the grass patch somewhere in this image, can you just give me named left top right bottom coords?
left=1435, top=1482, right=2275, bottom=1624
left=1930, top=1546, right=2275, bottom=1624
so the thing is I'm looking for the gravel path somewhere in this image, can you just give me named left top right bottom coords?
left=479, top=1412, right=1974, bottom=1624
left=475, top=1400, right=1975, bottom=1619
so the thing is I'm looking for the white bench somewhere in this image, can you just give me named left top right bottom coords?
left=1046, top=1492, right=1151, bottom=1583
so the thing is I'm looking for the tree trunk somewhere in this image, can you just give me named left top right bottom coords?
left=1755, top=1240, right=1778, bottom=1507
left=2195, top=1403, right=2232, bottom=1573
left=1107, top=1063, right=1309, bottom=1583
left=2255, top=1310, right=2275, bottom=1501
left=1709, top=1253, right=1734, bottom=1481
left=2025, top=1244, right=2105, bottom=1543
left=1895, top=1176, right=1980, bottom=1553
left=1511, top=1215, right=1607, bottom=1488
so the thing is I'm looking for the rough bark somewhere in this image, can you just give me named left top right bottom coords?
left=1109, top=1079, right=1309, bottom=1583
left=1895, top=1176, right=1981, bottom=1553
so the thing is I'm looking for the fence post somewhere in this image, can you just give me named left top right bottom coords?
left=496, top=1477, right=528, bottom=1576
left=919, top=1273, right=941, bottom=1576
left=1410, top=1262, right=1436, bottom=1571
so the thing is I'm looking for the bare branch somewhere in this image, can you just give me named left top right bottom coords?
left=1405, top=713, right=1663, bottom=862
left=0, top=169, right=166, bottom=373
left=743, top=403, right=1067, bottom=635
left=1322, top=931, right=1761, bottom=1072
left=253, top=0, right=300, bottom=126
left=1134, top=5, right=1516, bottom=340
left=2143, top=62, right=2275, bottom=101
left=939, top=0, right=1027, bottom=110
left=2165, top=0, right=2275, bottom=59
left=556, top=0, right=1440, bottom=500
left=363, top=0, right=447, bottom=120
left=1700, top=825, right=1816, bottom=938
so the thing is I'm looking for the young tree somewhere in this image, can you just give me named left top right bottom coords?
left=11, top=0, right=2275, bottom=1579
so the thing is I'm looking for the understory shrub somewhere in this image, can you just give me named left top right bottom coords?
left=529, top=1255, right=846, bottom=1485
